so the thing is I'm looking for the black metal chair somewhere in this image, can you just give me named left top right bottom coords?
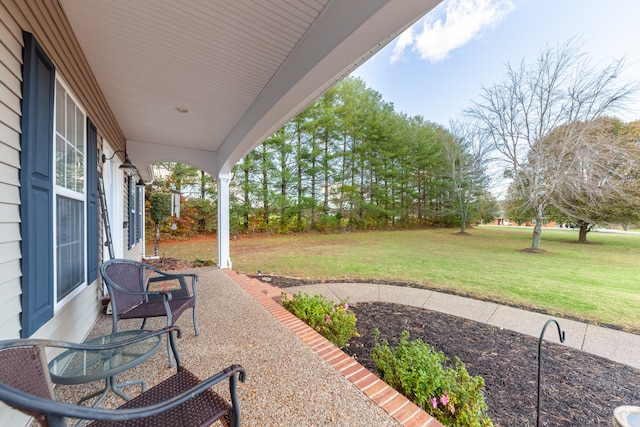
left=0, top=328, right=245, bottom=427
left=100, top=259, right=199, bottom=366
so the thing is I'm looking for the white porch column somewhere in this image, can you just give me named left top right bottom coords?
left=217, top=173, right=232, bottom=269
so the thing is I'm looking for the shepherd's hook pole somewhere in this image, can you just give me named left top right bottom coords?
left=537, top=319, right=565, bottom=427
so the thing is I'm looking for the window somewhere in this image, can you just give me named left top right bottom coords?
left=54, top=80, right=86, bottom=302
left=127, top=176, right=143, bottom=249
left=136, top=186, right=143, bottom=242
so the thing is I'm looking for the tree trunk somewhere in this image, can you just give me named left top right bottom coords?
left=243, top=166, right=250, bottom=231
left=154, top=222, right=161, bottom=256
left=261, top=146, right=269, bottom=231
left=578, top=222, right=590, bottom=243
left=531, top=210, right=543, bottom=250
left=200, top=170, right=205, bottom=199
left=310, top=145, right=317, bottom=228
left=323, top=131, right=330, bottom=215
left=296, top=127, right=303, bottom=230
left=459, top=188, right=468, bottom=233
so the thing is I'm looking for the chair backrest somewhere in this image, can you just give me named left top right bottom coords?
left=101, top=259, right=148, bottom=316
left=0, top=342, right=54, bottom=426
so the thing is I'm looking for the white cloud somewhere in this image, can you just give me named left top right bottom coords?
left=390, top=26, right=415, bottom=64
left=391, top=0, right=515, bottom=64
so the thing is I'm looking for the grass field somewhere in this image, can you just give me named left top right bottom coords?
left=153, top=226, right=640, bottom=331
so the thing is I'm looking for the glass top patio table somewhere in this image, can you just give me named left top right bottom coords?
left=48, top=330, right=162, bottom=407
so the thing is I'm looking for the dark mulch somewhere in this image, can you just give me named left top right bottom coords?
left=260, top=275, right=640, bottom=427
left=142, top=256, right=196, bottom=271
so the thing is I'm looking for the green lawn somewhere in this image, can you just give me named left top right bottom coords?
left=153, top=226, right=640, bottom=332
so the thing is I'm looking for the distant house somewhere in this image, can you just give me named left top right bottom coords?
left=492, top=217, right=558, bottom=227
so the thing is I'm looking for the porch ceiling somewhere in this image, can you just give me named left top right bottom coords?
left=59, top=0, right=440, bottom=178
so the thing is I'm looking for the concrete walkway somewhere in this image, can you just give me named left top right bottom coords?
left=284, top=282, right=640, bottom=370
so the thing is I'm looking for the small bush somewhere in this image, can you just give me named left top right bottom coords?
left=192, top=258, right=214, bottom=267
left=372, top=330, right=493, bottom=427
left=281, top=292, right=358, bottom=348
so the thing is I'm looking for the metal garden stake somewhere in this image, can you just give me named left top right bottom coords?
left=537, top=319, right=566, bottom=427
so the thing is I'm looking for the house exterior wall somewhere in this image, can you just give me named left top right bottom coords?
left=0, top=2, right=142, bottom=424
left=0, top=2, right=25, bottom=346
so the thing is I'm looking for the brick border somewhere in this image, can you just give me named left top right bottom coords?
left=224, top=269, right=442, bottom=427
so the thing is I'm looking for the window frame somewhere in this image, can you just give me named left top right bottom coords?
left=53, top=77, right=88, bottom=308
left=127, top=175, right=144, bottom=250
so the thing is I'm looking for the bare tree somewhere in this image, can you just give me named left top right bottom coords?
left=466, top=38, right=638, bottom=251
left=444, top=119, right=491, bottom=233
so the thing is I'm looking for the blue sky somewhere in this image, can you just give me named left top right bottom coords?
left=351, top=0, right=640, bottom=127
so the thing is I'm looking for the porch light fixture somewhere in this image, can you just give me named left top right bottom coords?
left=102, top=150, right=137, bottom=173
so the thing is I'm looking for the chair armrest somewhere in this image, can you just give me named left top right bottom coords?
left=144, top=263, right=199, bottom=284
left=0, top=364, right=245, bottom=424
left=148, top=272, right=198, bottom=299
left=148, top=272, right=198, bottom=281
left=107, top=280, right=173, bottom=301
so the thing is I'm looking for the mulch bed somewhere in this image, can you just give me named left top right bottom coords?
left=142, top=256, right=196, bottom=271
left=261, top=275, right=640, bottom=427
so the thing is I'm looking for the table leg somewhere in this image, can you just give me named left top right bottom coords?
left=111, top=376, right=146, bottom=401
left=77, top=381, right=110, bottom=407
left=77, top=376, right=146, bottom=407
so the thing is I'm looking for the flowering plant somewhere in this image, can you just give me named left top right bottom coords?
left=281, top=292, right=358, bottom=348
left=372, top=330, right=493, bottom=427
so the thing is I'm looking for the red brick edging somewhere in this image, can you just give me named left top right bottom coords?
left=223, top=269, right=443, bottom=427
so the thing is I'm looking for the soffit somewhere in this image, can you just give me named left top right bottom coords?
left=59, top=0, right=440, bottom=176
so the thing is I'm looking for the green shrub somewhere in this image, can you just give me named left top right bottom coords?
left=372, top=330, right=493, bottom=427
left=281, top=292, right=358, bottom=348
left=192, top=258, right=214, bottom=267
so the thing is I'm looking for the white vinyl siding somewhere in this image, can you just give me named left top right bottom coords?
left=0, top=4, right=24, bottom=346
left=0, top=6, right=29, bottom=426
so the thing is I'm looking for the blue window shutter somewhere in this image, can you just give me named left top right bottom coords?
left=20, top=32, right=55, bottom=337
left=86, top=119, right=98, bottom=283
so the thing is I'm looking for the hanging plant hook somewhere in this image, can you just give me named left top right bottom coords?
left=537, top=318, right=566, bottom=427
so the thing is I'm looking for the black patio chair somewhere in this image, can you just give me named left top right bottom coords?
left=100, top=259, right=199, bottom=367
left=0, top=328, right=245, bottom=427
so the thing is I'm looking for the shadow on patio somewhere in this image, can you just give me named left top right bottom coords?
left=52, top=267, right=430, bottom=426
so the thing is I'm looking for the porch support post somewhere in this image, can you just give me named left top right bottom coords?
left=217, top=173, right=232, bottom=269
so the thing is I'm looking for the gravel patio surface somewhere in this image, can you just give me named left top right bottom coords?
left=53, top=267, right=399, bottom=426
